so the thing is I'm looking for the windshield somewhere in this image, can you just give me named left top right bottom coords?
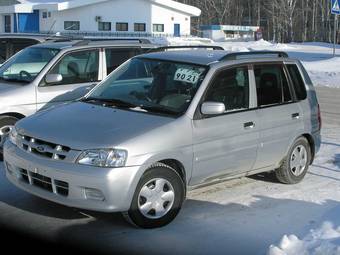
left=86, top=58, right=208, bottom=116
left=0, top=47, right=59, bottom=83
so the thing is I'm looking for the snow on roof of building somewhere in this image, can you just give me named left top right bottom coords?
left=14, top=0, right=201, bottom=17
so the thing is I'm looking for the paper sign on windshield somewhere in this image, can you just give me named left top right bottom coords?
left=174, top=68, right=201, bottom=84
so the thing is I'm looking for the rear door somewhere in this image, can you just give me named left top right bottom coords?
left=252, top=63, right=304, bottom=170
left=36, top=49, right=101, bottom=111
left=103, top=47, right=141, bottom=78
left=191, top=65, right=259, bottom=185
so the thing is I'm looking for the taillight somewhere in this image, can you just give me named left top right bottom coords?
left=317, top=103, right=322, bottom=131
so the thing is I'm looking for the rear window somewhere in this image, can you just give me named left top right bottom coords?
left=287, top=64, right=307, bottom=101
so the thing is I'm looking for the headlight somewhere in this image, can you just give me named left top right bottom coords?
left=77, top=149, right=127, bottom=168
left=8, top=127, right=18, bottom=145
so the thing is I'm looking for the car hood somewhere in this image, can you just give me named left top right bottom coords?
left=16, top=101, right=176, bottom=150
left=0, top=81, right=23, bottom=93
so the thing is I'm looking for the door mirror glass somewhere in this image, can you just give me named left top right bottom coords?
left=201, top=102, right=225, bottom=115
left=45, top=74, right=63, bottom=84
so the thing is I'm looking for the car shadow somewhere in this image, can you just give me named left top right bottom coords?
left=53, top=197, right=340, bottom=255
left=247, top=171, right=280, bottom=184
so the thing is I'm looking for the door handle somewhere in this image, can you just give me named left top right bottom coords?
left=292, top=113, right=300, bottom=119
left=244, top=122, right=255, bottom=129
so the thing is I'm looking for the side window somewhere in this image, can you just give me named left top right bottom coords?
left=105, top=48, right=136, bottom=75
left=205, top=67, right=249, bottom=112
left=254, top=64, right=292, bottom=107
left=45, top=50, right=99, bottom=86
left=287, top=64, right=307, bottom=101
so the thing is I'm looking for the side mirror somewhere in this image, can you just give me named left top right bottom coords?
left=201, top=102, right=226, bottom=115
left=45, top=74, right=63, bottom=84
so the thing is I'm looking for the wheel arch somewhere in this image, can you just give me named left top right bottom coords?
left=157, top=159, right=187, bottom=185
left=0, top=112, right=26, bottom=120
left=301, top=133, right=315, bottom=165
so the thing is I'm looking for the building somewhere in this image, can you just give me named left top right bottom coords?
left=201, top=25, right=262, bottom=42
left=0, top=0, right=201, bottom=36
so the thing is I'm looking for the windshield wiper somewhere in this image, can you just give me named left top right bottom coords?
left=139, top=105, right=179, bottom=116
left=82, top=97, right=138, bottom=108
left=0, top=77, right=30, bottom=84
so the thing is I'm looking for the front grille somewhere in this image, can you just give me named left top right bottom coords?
left=19, top=168, right=69, bottom=197
left=31, top=172, right=53, bottom=192
left=19, top=135, right=70, bottom=161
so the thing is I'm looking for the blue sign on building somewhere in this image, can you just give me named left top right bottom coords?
left=332, top=0, right=340, bottom=15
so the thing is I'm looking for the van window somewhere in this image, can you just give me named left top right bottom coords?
left=254, top=64, right=292, bottom=106
left=287, top=64, right=307, bottom=100
left=45, top=50, right=99, bottom=86
left=205, top=66, right=249, bottom=112
left=105, top=48, right=137, bottom=75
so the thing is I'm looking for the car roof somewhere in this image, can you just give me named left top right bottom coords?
left=139, top=50, right=229, bottom=65
left=0, top=33, right=58, bottom=42
left=30, top=39, right=159, bottom=50
left=137, top=50, right=292, bottom=66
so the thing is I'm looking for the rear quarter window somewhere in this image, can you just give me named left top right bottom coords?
left=287, top=64, right=307, bottom=101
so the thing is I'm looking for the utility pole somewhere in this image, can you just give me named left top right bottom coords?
left=334, top=15, right=338, bottom=56
left=331, top=0, right=340, bottom=57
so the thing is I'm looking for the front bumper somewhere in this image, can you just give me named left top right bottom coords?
left=3, top=140, right=144, bottom=212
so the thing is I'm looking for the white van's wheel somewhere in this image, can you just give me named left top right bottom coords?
left=276, top=137, right=311, bottom=184
left=0, top=116, right=19, bottom=161
left=123, top=163, right=185, bottom=228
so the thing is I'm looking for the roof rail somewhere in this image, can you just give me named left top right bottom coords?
left=72, top=40, right=92, bottom=46
left=221, top=51, right=289, bottom=61
left=84, top=37, right=152, bottom=44
left=148, top=45, right=224, bottom=53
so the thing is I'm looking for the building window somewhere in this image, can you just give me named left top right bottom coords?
left=42, top=12, right=48, bottom=19
left=134, top=23, right=146, bottom=32
left=48, top=12, right=51, bottom=18
left=64, top=21, right=80, bottom=30
left=98, top=22, right=111, bottom=31
left=153, top=24, right=164, bottom=32
left=116, top=22, right=128, bottom=32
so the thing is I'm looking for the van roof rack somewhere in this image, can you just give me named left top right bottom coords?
left=221, top=51, right=289, bottom=61
left=148, top=45, right=224, bottom=53
left=85, top=38, right=152, bottom=44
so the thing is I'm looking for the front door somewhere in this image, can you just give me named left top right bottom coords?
left=4, top=15, right=11, bottom=33
left=192, top=66, right=259, bottom=185
left=174, top=24, right=180, bottom=37
left=36, top=49, right=100, bottom=111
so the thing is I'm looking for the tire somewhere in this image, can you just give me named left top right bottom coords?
left=123, top=163, right=185, bottom=229
left=275, top=137, right=311, bottom=184
left=0, top=116, right=19, bottom=161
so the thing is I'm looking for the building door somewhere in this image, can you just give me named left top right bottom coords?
left=4, top=15, right=11, bottom=33
left=174, top=24, right=180, bottom=37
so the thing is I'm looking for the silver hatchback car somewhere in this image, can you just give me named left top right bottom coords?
left=3, top=50, right=321, bottom=228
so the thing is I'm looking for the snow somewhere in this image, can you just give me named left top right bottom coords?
left=268, top=222, right=340, bottom=255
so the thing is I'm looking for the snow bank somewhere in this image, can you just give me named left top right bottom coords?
left=302, top=58, right=340, bottom=88
left=268, top=222, right=340, bottom=255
